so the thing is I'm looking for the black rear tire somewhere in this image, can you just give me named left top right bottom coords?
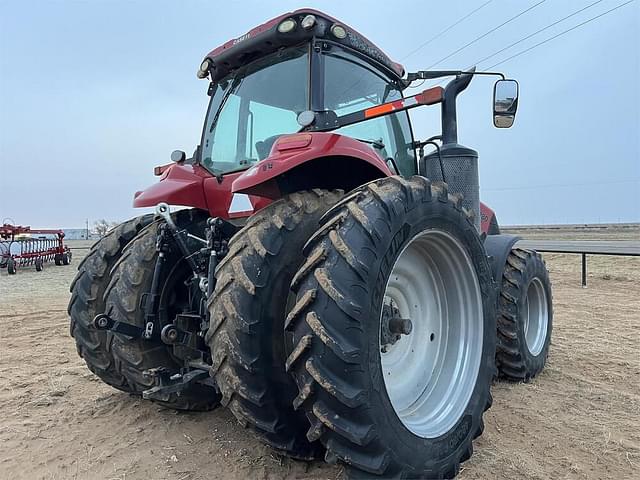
left=68, top=215, right=153, bottom=391
left=206, top=189, right=342, bottom=459
left=496, top=248, right=553, bottom=381
left=54, top=254, right=62, bottom=266
left=62, top=252, right=70, bottom=265
left=35, top=257, right=43, bottom=271
left=105, top=209, right=220, bottom=411
left=7, top=257, right=16, bottom=274
left=286, top=177, right=496, bottom=478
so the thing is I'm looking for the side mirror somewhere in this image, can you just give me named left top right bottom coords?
left=170, top=150, right=186, bottom=163
left=493, top=79, right=519, bottom=128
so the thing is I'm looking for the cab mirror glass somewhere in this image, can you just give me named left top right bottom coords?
left=493, top=79, right=519, bottom=128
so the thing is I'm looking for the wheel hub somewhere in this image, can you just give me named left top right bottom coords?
left=379, top=229, right=483, bottom=439
left=380, top=303, right=413, bottom=352
left=523, top=277, right=549, bottom=356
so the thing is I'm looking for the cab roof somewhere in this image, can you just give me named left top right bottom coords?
left=201, top=9, right=405, bottom=82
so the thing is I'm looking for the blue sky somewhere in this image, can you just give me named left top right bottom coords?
left=1, top=0, right=638, bottom=227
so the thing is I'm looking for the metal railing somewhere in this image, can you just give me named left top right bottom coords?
left=515, top=240, right=640, bottom=286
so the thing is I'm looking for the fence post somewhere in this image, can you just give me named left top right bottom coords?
left=581, top=253, right=587, bottom=288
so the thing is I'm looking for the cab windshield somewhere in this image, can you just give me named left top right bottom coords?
left=201, top=45, right=309, bottom=175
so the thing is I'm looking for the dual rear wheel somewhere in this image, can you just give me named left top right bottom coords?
left=69, top=215, right=153, bottom=390
left=206, top=177, right=497, bottom=477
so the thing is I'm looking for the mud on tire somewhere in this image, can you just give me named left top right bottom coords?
left=68, top=215, right=152, bottom=391
left=206, top=189, right=343, bottom=459
left=105, top=209, right=220, bottom=411
left=285, top=177, right=496, bottom=478
left=496, top=248, right=553, bottom=381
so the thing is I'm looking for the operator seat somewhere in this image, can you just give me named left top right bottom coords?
left=255, top=135, right=282, bottom=160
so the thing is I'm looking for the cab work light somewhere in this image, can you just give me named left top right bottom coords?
left=277, top=18, right=297, bottom=33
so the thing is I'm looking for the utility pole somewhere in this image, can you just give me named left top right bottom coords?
left=86, top=218, right=89, bottom=240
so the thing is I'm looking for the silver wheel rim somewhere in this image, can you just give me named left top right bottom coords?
left=523, top=277, right=549, bottom=356
left=379, top=229, right=483, bottom=439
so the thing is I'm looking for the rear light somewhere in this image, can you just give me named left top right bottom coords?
left=275, top=133, right=312, bottom=151
left=277, top=18, right=297, bottom=33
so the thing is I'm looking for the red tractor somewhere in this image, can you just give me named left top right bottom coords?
left=69, top=9, right=553, bottom=478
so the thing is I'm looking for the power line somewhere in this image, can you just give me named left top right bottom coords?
left=426, top=0, right=547, bottom=69
left=410, top=0, right=634, bottom=90
left=487, top=0, right=635, bottom=69
left=471, top=0, right=605, bottom=68
left=401, top=0, right=494, bottom=61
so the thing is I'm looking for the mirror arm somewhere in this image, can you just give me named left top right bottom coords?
left=404, top=69, right=505, bottom=89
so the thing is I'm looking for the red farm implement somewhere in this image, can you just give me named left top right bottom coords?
left=0, top=223, right=72, bottom=274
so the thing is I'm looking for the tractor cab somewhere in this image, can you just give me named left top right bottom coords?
left=197, top=9, right=416, bottom=179
left=137, top=8, right=518, bottom=232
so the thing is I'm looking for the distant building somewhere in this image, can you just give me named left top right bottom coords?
left=63, top=228, right=92, bottom=240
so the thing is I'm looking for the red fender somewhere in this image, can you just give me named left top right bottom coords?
left=232, top=132, right=393, bottom=198
left=480, top=202, right=497, bottom=235
left=133, top=163, right=271, bottom=220
left=134, top=163, right=210, bottom=210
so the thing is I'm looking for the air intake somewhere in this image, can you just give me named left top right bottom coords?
left=423, top=143, right=480, bottom=231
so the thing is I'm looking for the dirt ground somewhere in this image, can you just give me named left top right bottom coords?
left=1, top=227, right=638, bottom=480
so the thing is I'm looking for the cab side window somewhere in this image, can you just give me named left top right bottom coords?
left=323, top=47, right=416, bottom=177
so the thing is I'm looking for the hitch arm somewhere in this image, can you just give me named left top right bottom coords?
left=93, top=313, right=146, bottom=338
left=154, top=203, right=206, bottom=275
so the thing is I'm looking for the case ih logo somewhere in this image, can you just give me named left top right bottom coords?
left=233, top=33, right=251, bottom=45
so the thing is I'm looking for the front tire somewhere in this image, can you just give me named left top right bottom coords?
left=496, top=248, right=553, bottom=381
left=285, top=177, right=496, bottom=478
